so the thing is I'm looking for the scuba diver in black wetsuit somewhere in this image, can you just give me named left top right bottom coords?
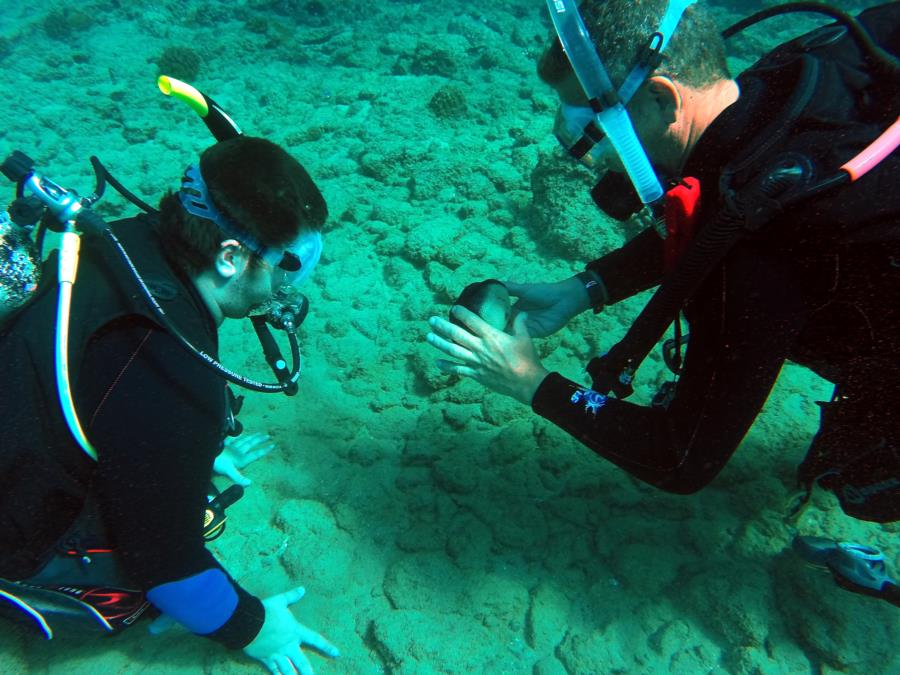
left=427, top=1, right=900, bottom=607
left=0, top=79, right=340, bottom=673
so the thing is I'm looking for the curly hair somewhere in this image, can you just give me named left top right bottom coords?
left=157, top=136, right=327, bottom=276
left=539, top=0, right=729, bottom=91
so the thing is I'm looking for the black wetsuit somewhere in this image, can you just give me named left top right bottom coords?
left=532, top=9, right=900, bottom=523
left=0, top=216, right=262, bottom=647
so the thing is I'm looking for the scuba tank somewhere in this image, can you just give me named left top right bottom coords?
left=0, top=205, right=40, bottom=325
left=0, top=155, right=54, bottom=325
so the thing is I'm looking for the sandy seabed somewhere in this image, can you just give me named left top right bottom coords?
left=0, top=1, right=897, bottom=673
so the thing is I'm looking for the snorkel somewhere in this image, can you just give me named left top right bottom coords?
left=546, top=0, right=697, bottom=207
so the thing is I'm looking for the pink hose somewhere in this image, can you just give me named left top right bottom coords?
left=842, top=116, right=900, bottom=181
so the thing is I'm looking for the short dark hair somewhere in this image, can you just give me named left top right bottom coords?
left=157, top=136, right=327, bottom=275
left=538, top=0, right=729, bottom=91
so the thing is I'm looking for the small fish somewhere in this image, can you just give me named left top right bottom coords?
left=450, top=279, right=510, bottom=332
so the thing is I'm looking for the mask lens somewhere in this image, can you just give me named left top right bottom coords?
left=271, top=264, right=287, bottom=289
left=280, top=230, right=323, bottom=289
left=554, top=104, right=612, bottom=169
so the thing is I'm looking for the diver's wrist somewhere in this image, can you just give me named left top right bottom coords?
left=574, top=270, right=608, bottom=314
left=519, top=365, right=551, bottom=406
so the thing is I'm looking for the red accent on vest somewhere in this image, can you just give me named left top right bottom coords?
left=663, top=177, right=701, bottom=273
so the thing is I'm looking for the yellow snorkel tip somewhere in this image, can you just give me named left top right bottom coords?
left=157, top=76, right=242, bottom=141
left=158, top=75, right=210, bottom=118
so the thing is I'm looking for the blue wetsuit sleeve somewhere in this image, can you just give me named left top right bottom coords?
left=148, top=569, right=264, bottom=648
left=148, top=568, right=237, bottom=633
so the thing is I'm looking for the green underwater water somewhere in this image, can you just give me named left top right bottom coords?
left=0, top=0, right=897, bottom=673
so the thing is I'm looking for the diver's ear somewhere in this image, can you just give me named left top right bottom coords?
left=214, top=239, right=247, bottom=280
left=645, top=76, right=681, bottom=126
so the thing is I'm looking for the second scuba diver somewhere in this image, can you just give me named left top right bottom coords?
left=427, top=0, right=900, bottom=607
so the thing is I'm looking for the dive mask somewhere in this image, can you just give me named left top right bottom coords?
left=554, top=103, right=614, bottom=169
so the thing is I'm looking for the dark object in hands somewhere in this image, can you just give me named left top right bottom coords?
left=450, top=279, right=511, bottom=332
